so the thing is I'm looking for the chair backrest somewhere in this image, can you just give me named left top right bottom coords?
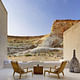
left=58, top=61, right=67, bottom=73
left=11, top=61, right=24, bottom=73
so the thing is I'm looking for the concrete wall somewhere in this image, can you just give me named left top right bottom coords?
left=63, top=22, right=80, bottom=61
left=0, top=0, right=7, bottom=68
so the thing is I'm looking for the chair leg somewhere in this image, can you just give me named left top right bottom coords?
left=32, top=71, right=33, bottom=77
left=44, top=71, right=46, bottom=76
left=57, top=73, right=60, bottom=79
left=13, top=71, right=15, bottom=76
left=48, top=72, right=50, bottom=75
left=62, top=71, right=64, bottom=76
left=19, top=74, right=22, bottom=79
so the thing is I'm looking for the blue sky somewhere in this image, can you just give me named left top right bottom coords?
left=2, top=0, right=80, bottom=36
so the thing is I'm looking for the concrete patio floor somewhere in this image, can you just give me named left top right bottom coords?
left=0, top=68, right=80, bottom=80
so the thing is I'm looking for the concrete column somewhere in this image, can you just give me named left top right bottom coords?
left=0, top=0, right=7, bottom=68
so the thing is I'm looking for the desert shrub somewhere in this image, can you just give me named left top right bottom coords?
left=25, top=54, right=32, bottom=57
left=33, top=54, right=36, bottom=56
left=13, top=55, right=17, bottom=57
left=8, top=55, right=11, bottom=57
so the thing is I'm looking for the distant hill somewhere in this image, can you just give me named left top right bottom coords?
left=8, top=34, right=48, bottom=54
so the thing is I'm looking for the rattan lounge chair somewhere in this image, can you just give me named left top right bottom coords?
left=11, top=61, right=33, bottom=79
left=44, top=61, right=67, bottom=79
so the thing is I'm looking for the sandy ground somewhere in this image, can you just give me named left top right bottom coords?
left=8, top=56, right=61, bottom=62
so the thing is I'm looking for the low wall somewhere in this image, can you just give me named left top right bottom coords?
left=3, top=60, right=69, bottom=68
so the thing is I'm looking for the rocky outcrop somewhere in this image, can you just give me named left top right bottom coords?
left=40, top=20, right=80, bottom=48
left=51, top=20, right=80, bottom=38
left=39, top=34, right=62, bottom=48
left=30, top=47, right=63, bottom=53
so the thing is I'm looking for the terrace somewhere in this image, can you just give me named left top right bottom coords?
left=1, top=60, right=79, bottom=80
left=0, top=67, right=80, bottom=80
left=0, top=0, right=80, bottom=80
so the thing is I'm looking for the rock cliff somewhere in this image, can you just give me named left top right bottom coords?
left=40, top=20, right=80, bottom=48
left=8, top=20, right=80, bottom=54
left=51, top=20, right=80, bottom=38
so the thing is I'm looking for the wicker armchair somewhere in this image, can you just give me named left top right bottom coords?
left=11, top=61, right=33, bottom=79
left=44, top=61, right=67, bottom=79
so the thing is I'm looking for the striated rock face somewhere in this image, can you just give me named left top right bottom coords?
left=51, top=20, right=80, bottom=38
left=39, top=34, right=62, bottom=48
left=8, top=35, right=47, bottom=54
left=40, top=20, right=80, bottom=48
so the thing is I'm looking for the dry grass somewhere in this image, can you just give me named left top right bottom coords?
left=8, top=56, right=61, bottom=62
